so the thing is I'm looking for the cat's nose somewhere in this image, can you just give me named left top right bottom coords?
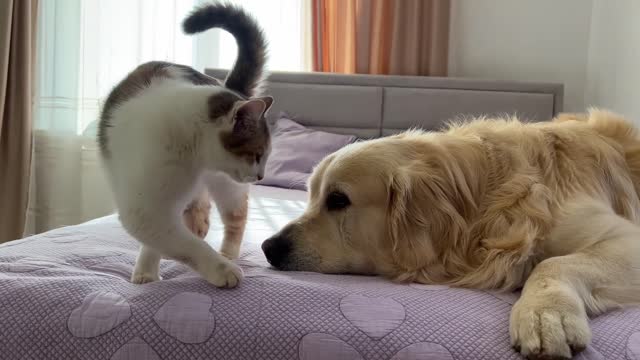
left=257, top=173, right=263, bottom=181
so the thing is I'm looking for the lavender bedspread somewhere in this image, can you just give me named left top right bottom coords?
left=1, top=187, right=640, bottom=360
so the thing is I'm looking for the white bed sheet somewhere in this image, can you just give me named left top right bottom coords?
left=84, top=184, right=307, bottom=248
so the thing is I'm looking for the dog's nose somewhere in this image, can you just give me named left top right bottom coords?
left=262, top=234, right=291, bottom=268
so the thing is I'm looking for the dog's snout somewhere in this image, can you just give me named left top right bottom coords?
left=262, top=233, right=292, bottom=268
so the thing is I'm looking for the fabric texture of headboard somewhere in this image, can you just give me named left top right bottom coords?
left=205, top=69, right=564, bottom=138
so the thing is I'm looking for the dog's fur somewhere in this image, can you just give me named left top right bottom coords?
left=262, top=109, right=640, bottom=358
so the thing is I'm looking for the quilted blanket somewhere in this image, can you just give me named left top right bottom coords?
left=1, top=186, right=639, bottom=360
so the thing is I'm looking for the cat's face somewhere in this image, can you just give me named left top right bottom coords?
left=246, top=148, right=270, bottom=183
left=218, top=96, right=273, bottom=183
left=225, top=137, right=271, bottom=183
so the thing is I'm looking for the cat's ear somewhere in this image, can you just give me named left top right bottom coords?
left=233, top=97, right=274, bottom=123
left=259, top=96, right=274, bottom=114
left=235, top=99, right=266, bottom=121
left=231, top=97, right=273, bottom=137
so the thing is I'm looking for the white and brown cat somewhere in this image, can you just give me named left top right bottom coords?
left=97, top=3, right=273, bottom=287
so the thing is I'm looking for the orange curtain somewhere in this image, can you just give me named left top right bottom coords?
left=313, top=0, right=450, bottom=76
left=0, top=0, right=39, bottom=242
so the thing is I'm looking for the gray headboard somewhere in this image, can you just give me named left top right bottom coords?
left=205, top=69, right=564, bottom=138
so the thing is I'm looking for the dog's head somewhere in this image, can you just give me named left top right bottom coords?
left=261, top=132, right=480, bottom=279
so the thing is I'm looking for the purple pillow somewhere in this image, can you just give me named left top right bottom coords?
left=256, top=116, right=356, bottom=190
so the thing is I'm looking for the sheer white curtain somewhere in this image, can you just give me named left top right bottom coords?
left=28, top=0, right=310, bottom=235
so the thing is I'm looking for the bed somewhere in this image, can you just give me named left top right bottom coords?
left=2, top=70, right=637, bottom=360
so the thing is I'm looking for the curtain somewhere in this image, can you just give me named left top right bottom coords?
left=0, top=0, right=39, bottom=243
left=27, top=0, right=311, bottom=236
left=312, top=0, right=450, bottom=76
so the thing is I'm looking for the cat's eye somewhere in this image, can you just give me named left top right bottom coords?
left=326, top=191, right=350, bottom=211
left=255, top=154, right=262, bottom=163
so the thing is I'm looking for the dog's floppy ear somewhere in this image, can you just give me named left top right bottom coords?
left=387, top=160, right=474, bottom=278
left=387, top=162, right=438, bottom=274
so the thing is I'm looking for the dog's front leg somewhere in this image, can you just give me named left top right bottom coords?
left=510, top=198, right=640, bottom=359
left=510, top=258, right=591, bottom=358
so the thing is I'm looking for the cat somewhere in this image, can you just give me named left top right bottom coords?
left=97, top=3, right=273, bottom=288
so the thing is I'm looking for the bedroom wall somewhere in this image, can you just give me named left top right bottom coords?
left=584, top=1, right=640, bottom=122
left=448, top=0, right=594, bottom=113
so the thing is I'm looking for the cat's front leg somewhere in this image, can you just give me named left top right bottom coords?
left=131, top=245, right=162, bottom=283
left=209, top=175, right=249, bottom=260
left=218, top=196, right=248, bottom=259
left=120, top=199, right=243, bottom=288
left=183, top=189, right=212, bottom=239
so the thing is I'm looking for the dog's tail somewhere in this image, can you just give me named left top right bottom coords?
left=555, top=108, right=638, bottom=144
left=183, top=2, right=267, bottom=97
left=589, top=109, right=640, bottom=198
left=556, top=109, right=640, bottom=197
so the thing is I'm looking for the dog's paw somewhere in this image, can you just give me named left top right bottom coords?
left=203, top=259, right=244, bottom=288
left=510, top=291, right=591, bottom=359
left=130, top=271, right=161, bottom=284
left=183, top=205, right=211, bottom=239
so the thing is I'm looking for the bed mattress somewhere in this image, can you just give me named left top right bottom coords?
left=1, top=185, right=638, bottom=359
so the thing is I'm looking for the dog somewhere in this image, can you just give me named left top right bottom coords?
left=262, top=109, right=640, bottom=359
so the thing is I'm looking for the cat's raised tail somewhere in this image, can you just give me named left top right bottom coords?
left=183, top=2, right=267, bottom=98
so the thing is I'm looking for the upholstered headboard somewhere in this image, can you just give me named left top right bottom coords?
left=205, top=69, right=564, bottom=138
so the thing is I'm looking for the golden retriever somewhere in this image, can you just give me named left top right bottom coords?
left=262, top=109, right=640, bottom=359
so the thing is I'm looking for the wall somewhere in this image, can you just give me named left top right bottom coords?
left=585, top=1, right=640, bottom=121
left=448, top=0, right=593, bottom=113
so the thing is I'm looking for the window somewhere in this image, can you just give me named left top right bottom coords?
left=35, top=0, right=310, bottom=135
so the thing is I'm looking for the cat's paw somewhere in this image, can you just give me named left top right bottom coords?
left=510, top=289, right=591, bottom=359
left=130, top=272, right=161, bottom=284
left=220, top=239, right=242, bottom=260
left=183, top=205, right=211, bottom=239
left=204, top=259, right=243, bottom=288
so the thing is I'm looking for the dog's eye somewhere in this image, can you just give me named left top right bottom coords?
left=326, top=191, right=350, bottom=211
